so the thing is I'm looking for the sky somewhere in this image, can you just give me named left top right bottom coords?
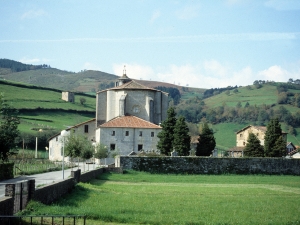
left=0, top=0, right=300, bottom=88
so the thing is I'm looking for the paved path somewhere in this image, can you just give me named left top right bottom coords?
left=0, top=163, right=97, bottom=198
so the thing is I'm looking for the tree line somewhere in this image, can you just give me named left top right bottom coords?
left=0, top=58, right=50, bottom=73
left=157, top=107, right=216, bottom=156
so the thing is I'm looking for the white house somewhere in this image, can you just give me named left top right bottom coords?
left=48, top=118, right=96, bottom=161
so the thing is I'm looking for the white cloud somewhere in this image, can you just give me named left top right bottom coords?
left=258, top=65, right=291, bottom=82
left=150, top=10, right=161, bottom=24
left=204, top=60, right=228, bottom=78
left=265, top=0, right=300, bottom=11
left=1, top=32, right=298, bottom=44
left=19, top=57, right=50, bottom=64
left=83, top=62, right=102, bottom=71
left=21, top=9, right=48, bottom=20
left=112, top=63, right=154, bottom=80
left=175, top=4, right=201, bottom=20
left=111, top=61, right=300, bottom=88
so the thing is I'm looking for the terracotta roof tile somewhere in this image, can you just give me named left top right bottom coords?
left=99, top=115, right=161, bottom=129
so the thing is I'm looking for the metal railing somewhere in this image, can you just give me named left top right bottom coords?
left=0, top=215, right=86, bottom=225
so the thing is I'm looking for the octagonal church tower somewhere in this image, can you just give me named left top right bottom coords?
left=95, top=67, right=169, bottom=154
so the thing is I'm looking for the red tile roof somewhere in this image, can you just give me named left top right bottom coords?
left=99, top=115, right=161, bottom=129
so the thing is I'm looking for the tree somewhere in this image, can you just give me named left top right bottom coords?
left=272, top=136, right=287, bottom=157
left=64, top=132, right=82, bottom=160
left=157, top=107, right=177, bottom=155
left=196, top=123, right=216, bottom=156
left=173, top=116, right=191, bottom=156
left=0, top=93, right=20, bottom=162
left=264, top=118, right=285, bottom=157
left=244, top=133, right=264, bottom=157
left=79, top=97, right=86, bottom=105
left=94, top=143, right=109, bottom=165
left=80, top=139, right=94, bottom=171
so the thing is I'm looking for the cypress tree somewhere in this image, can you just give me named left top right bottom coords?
left=264, top=118, right=285, bottom=157
left=173, top=116, right=191, bottom=156
left=196, top=123, right=216, bottom=156
left=157, top=107, right=177, bottom=155
left=244, top=133, right=264, bottom=157
left=272, top=136, right=286, bottom=157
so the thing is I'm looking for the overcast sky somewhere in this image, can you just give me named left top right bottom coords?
left=1, top=0, right=299, bottom=88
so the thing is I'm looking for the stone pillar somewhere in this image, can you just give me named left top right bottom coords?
left=5, top=184, right=15, bottom=197
left=28, top=179, right=35, bottom=200
left=71, top=169, right=81, bottom=183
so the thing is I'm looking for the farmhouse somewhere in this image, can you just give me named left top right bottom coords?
left=48, top=68, right=168, bottom=161
left=48, top=118, right=96, bottom=161
left=232, top=125, right=296, bottom=157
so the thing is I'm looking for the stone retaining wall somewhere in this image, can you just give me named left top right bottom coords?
left=0, top=197, right=14, bottom=215
left=33, top=178, right=76, bottom=205
left=0, top=167, right=121, bottom=215
left=80, top=168, right=104, bottom=183
left=119, top=156, right=300, bottom=175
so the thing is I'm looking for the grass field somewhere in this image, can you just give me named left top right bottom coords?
left=204, top=85, right=279, bottom=108
left=19, top=111, right=95, bottom=133
left=0, top=82, right=96, bottom=110
left=20, top=171, right=300, bottom=225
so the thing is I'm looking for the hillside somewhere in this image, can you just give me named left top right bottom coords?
left=1, top=59, right=299, bottom=150
left=0, top=80, right=95, bottom=135
left=0, top=59, right=196, bottom=94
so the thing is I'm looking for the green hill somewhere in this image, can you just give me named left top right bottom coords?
left=0, top=80, right=95, bottom=134
left=1, top=59, right=299, bottom=150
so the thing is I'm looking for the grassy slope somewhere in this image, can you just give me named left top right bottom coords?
left=20, top=171, right=300, bottom=225
left=1, top=68, right=118, bottom=92
left=1, top=81, right=95, bottom=133
left=204, top=84, right=280, bottom=108
left=202, top=84, right=300, bottom=148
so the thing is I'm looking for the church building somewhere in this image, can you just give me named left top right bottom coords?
left=48, top=68, right=168, bottom=160
left=95, top=68, right=169, bottom=155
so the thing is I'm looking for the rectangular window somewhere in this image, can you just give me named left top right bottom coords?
left=125, top=131, right=129, bottom=136
left=111, top=131, right=115, bottom=136
left=110, top=144, right=116, bottom=151
left=139, top=131, right=143, bottom=136
left=84, top=125, right=89, bottom=133
left=151, top=132, right=154, bottom=137
left=138, top=144, right=143, bottom=151
left=240, top=134, right=242, bottom=137
left=56, top=137, right=58, bottom=142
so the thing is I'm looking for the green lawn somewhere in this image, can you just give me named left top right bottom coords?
left=20, top=171, right=300, bottom=225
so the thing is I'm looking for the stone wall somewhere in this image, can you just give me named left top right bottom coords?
left=33, top=178, right=76, bottom=204
left=80, top=168, right=104, bottom=183
left=119, top=156, right=300, bottom=175
left=0, top=197, right=14, bottom=215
